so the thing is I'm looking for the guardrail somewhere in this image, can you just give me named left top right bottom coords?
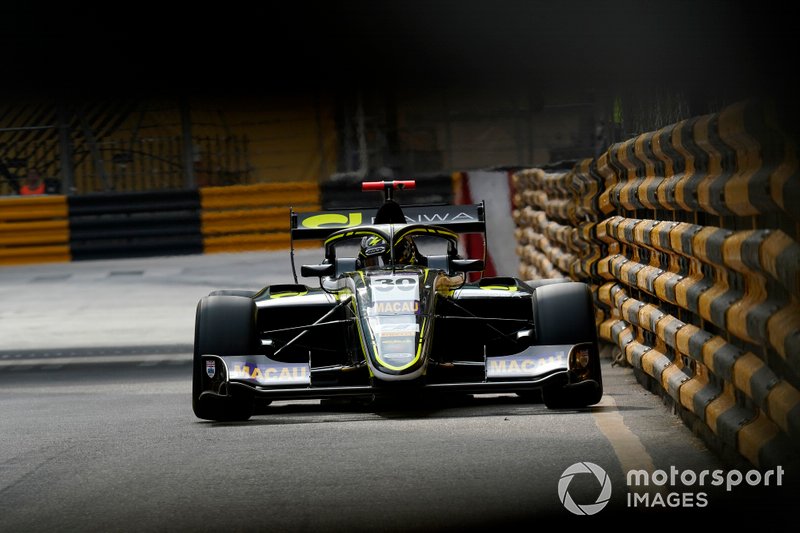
left=0, top=183, right=322, bottom=264
left=200, top=182, right=320, bottom=253
left=513, top=99, right=800, bottom=472
left=0, top=175, right=458, bottom=265
left=68, top=190, right=203, bottom=260
left=0, top=195, right=70, bottom=265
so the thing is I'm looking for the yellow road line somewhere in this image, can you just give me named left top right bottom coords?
left=592, top=395, right=663, bottom=495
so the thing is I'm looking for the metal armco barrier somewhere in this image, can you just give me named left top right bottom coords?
left=200, top=182, right=320, bottom=253
left=0, top=196, right=71, bottom=265
left=68, top=190, right=203, bottom=260
left=512, top=99, right=800, bottom=472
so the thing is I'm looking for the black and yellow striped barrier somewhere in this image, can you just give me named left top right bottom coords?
left=512, top=169, right=582, bottom=281
left=199, top=182, right=320, bottom=253
left=598, top=282, right=799, bottom=467
left=596, top=216, right=800, bottom=374
left=0, top=182, right=321, bottom=265
left=602, top=100, right=799, bottom=220
left=0, top=175, right=459, bottom=267
left=67, top=190, right=203, bottom=260
left=513, top=98, right=800, bottom=472
left=0, top=196, right=70, bottom=265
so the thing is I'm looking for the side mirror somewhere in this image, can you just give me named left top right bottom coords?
left=300, top=263, right=335, bottom=278
left=450, top=259, right=484, bottom=273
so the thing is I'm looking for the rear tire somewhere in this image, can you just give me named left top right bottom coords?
left=532, top=282, right=603, bottom=408
left=193, top=295, right=257, bottom=421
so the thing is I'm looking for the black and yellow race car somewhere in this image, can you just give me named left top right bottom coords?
left=192, top=180, right=602, bottom=420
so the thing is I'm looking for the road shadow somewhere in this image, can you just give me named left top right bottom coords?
left=199, top=393, right=650, bottom=427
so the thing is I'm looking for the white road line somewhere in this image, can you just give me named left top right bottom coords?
left=0, top=354, right=190, bottom=367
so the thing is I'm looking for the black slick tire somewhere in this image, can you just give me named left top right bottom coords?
left=532, top=282, right=603, bottom=408
left=192, top=295, right=257, bottom=421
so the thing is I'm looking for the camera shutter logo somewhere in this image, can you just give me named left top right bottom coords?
left=558, top=462, right=612, bottom=515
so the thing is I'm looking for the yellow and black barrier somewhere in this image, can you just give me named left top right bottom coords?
left=0, top=175, right=459, bottom=267
left=0, top=182, right=321, bottom=265
left=602, top=100, right=799, bottom=220
left=513, top=98, right=800, bottom=472
left=199, top=182, right=320, bottom=253
left=512, top=167, right=598, bottom=281
left=67, top=190, right=203, bottom=260
left=0, top=195, right=70, bottom=265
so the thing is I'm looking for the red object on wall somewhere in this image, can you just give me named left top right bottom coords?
left=20, top=182, right=46, bottom=195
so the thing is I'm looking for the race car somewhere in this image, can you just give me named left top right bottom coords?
left=192, top=180, right=602, bottom=421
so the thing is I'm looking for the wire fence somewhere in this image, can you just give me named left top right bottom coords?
left=0, top=89, right=749, bottom=197
left=0, top=133, right=251, bottom=196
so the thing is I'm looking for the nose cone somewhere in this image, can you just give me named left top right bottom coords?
left=355, top=268, right=432, bottom=380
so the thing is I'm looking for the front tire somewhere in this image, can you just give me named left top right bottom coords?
left=193, top=295, right=257, bottom=421
left=532, top=282, right=603, bottom=408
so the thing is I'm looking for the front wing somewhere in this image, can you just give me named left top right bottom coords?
left=198, top=343, right=596, bottom=402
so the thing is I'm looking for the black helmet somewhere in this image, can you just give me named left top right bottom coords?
left=358, top=235, right=419, bottom=268
left=358, top=236, right=390, bottom=267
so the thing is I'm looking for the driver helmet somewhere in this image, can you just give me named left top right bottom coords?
left=358, top=236, right=390, bottom=268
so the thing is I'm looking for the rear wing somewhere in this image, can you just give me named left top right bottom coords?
left=290, top=202, right=486, bottom=240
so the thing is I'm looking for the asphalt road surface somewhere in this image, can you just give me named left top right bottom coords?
left=0, top=253, right=796, bottom=530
